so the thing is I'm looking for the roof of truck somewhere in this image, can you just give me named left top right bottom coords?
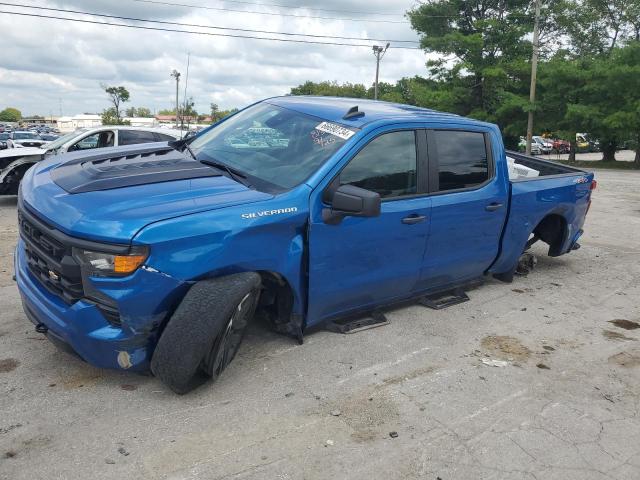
left=266, top=95, right=471, bottom=128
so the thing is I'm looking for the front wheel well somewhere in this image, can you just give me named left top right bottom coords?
left=532, top=214, right=567, bottom=257
left=257, top=271, right=303, bottom=342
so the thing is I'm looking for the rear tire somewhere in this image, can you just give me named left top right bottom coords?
left=151, top=272, right=261, bottom=394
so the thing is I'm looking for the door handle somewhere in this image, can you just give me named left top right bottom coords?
left=402, top=214, right=427, bottom=225
left=485, top=202, right=504, bottom=212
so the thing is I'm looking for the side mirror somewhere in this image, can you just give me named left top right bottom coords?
left=322, top=184, right=381, bottom=225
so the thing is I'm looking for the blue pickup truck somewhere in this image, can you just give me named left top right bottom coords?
left=15, top=97, right=595, bottom=393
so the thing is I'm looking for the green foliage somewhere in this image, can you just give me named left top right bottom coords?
left=291, top=80, right=369, bottom=98
left=0, top=107, right=22, bottom=122
left=290, top=1, right=640, bottom=166
left=124, top=107, right=153, bottom=118
left=101, top=107, right=130, bottom=126
left=102, top=85, right=130, bottom=123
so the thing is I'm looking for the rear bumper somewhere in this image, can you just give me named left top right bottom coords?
left=15, top=239, right=188, bottom=372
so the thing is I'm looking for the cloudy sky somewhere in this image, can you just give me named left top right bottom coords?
left=0, top=0, right=427, bottom=117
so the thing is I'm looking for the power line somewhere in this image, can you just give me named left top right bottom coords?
left=129, top=0, right=537, bottom=21
left=0, top=10, right=423, bottom=49
left=0, top=2, right=419, bottom=44
left=136, top=0, right=406, bottom=17
left=128, top=0, right=410, bottom=24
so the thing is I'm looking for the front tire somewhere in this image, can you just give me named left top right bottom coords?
left=151, top=272, right=261, bottom=394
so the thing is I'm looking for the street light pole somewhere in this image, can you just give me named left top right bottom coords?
left=170, top=69, right=181, bottom=129
left=372, top=43, right=390, bottom=100
left=525, top=0, right=542, bottom=156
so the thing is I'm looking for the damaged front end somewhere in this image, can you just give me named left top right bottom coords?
left=15, top=221, right=190, bottom=371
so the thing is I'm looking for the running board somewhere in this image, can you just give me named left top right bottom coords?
left=325, top=310, right=389, bottom=334
left=419, top=288, right=469, bottom=310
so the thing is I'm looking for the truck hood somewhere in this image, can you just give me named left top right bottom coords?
left=0, top=146, right=44, bottom=160
left=20, top=144, right=273, bottom=243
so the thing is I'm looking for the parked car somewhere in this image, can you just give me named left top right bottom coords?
left=532, top=136, right=553, bottom=154
left=0, top=126, right=183, bottom=195
left=10, top=131, right=46, bottom=148
left=39, top=133, right=59, bottom=144
left=517, top=136, right=542, bottom=155
left=15, top=96, right=596, bottom=393
left=0, top=132, right=10, bottom=150
left=576, top=133, right=600, bottom=153
left=552, top=139, right=571, bottom=154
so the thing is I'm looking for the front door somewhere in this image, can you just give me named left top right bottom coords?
left=307, top=129, right=431, bottom=325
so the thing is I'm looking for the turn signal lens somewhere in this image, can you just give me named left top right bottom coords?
left=114, top=254, right=147, bottom=274
left=73, top=246, right=149, bottom=277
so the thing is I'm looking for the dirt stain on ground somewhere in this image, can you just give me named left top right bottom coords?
left=481, top=336, right=531, bottom=362
left=0, top=358, right=19, bottom=373
left=335, top=392, right=400, bottom=443
left=609, top=351, right=640, bottom=368
left=603, top=330, right=636, bottom=342
left=381, top=366, right=435, bottom=387
left=60, top=367, right=105, bottom=390
left=609, top=319, right=640, bottom=330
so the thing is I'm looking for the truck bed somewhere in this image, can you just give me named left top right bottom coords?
left=488, top=151, right=594, bottom=278
left=506, top=150, right=585, bottom=179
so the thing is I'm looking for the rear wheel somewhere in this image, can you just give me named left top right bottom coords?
left=151, top=272, right=261, bottom=394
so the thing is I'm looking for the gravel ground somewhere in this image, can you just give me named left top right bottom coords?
left=1, top=169, right=640, bottom=480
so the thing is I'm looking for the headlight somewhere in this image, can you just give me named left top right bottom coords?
left=72, top=246, right=149, bottom=277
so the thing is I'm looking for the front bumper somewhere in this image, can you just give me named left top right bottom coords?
left=15, top=239, right=188, bottom=371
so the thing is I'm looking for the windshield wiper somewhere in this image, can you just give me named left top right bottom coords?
left=199, top=159, right=253, bottom=189
left=168, top=138, right=197, bottom=160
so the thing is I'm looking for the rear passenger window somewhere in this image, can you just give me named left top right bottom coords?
left=432, top=131, right=489, bottom=191
left=119, top=130, right=158, bottom=145
left=340, top=131, right=417, bottom=199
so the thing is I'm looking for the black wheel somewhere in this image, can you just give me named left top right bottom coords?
left=151, top=272, right=261, bottom=394
left=201, top=290, right=259, bottom=380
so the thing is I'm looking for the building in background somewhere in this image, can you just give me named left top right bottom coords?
left=56, top=114, right=102, bottom=132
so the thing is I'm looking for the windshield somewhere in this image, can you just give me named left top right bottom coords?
left=13, top=132, right=38, bottom=140
left=43, top=129, right=87, bottom=150
left=0, top=133, right=9, bottom=140
left=189, top=102, right=357, bottom=190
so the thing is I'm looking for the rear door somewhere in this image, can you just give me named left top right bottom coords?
left=418, top=129, right=508, bottom=290
left=307, top=128, right=431, bottom=325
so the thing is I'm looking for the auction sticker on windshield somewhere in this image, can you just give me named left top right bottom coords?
left=314, top=122, right=356, bottom=140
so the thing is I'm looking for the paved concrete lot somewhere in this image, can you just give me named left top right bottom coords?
left=1, top=168, right=640, bottom=480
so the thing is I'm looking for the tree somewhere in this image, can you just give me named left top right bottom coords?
left=0, top=107, right=22, bottom=122
left=210, top=103, right=219, bottom=122
left=407, top=0, right=533, bottom=121
left=101, top=85, right=130, bottom=124
left=291, top=81, right=369, bottom=98
left=136, top=107, right=152, bottom=118
left=101, top=107, right=130, bottom=126
left=558, top=0, right=640, bottom=57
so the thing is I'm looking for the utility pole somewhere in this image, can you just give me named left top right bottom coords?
left=170, top=69, right=181, bottom=129
left=525, top=0, right=542, bottom=156
left=372, top=43, right=390, bottom=100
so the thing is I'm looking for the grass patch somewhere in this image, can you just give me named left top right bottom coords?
left=556, top=160, right=640, bottom=170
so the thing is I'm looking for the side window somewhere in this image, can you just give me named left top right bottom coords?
left=154, top=132, right=177, bottom=142
left=340, top=131, right=417, bottom=199
left=431, top=130, right=489, bottom=192
left=119, top=130, right=158, bottom=145
left=71, top=132, right=99, bottom=151
left=70, top=131, right=114, bottom=151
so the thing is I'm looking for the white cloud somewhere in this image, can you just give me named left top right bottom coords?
left=0, top=0, right=427, bottom=116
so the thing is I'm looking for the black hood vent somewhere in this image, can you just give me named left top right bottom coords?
left=51, top=144, right=220, bottom=194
